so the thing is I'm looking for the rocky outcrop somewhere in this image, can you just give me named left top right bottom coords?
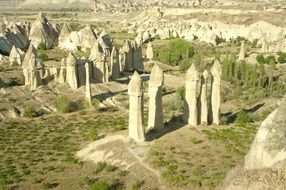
left=147, top=64, right=164, bottom=131
left=184, top=64, right=199, bottom=126
left=128, top=71, right=145, bottom=142
left=9, top=45, right=24, bottom=65
left=29, top=12, right=59, bottom=49
left=120, top=40, right=144, bottom=72
left=110, top=47, right=120, bottom=80
left=85, top=62, right=92, bottom=103
left=146, top=41, right=154, bottom=60
left=223, top=95, right=286, bottom=190
left=245, top=95, right=286, bottom=169
left=22, top=44, right=44, bottom=88
left=66, top=52, right=79, bottom=89
left=210, top=60, right=222, bottom=125
left=0, top=21, right=30, bottom=55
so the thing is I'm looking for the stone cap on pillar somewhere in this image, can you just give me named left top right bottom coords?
left=186, top=63, right=199, bottom=81
left=203, top=69, right=210, bottom=79
left=149, top=64, right=164, bottom=87
left=66, top=52, right=77, bottom=66
left=211, top=60, right=222, bottom=77
left=128, top=71, right=143, bottom=97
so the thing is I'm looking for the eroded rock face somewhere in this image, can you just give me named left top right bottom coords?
left=22, top=44, right=44, bottom=88
left=146, top=41, right=154, bottom=60
left=0, top=21, right=30, bottom=55
left=85, top=62, right=92, bottom=103
left=210, top=60, right=222, bottom=125
left=110, top=46, right=120, bottom=80
left=66, top=52, right=79, bottom=89
left=184, top=64, right=199, bottom=126
left=120, top=40, right=144, bottom=72
left=238, top=41, right=245, bottom=61
left=29, top=12, right=59, bottom=49
left=200, top=70, right=210, bottom=125
left=147, top=64, right=164, bottom=131
left=245, top=95, right=286, bottom=169
left=9, top=45, right=24, bottom=65
left=128, top=71, right=145, bottom=142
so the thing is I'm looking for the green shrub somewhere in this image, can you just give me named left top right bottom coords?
left=155, top=39, right=195, bottom=66
left=256, top=54, right=266, bottom=64
left=168, top=87, right=185, bottom=111
left=235, top=110, right=252, bottom=127
left=251, top=39, right=259, bottom=48
left=69, top=22, right=82, bottom=31
left=23, top=106, right=37, bottom=118
left=38, top=53, right=49, bottom=62
left=37, top=42, right=47, bottom=50
left=265, top=55, right=276, bottom=64
left=277, top=52, right=286, bottom=63
left=87, top=127, right=98, bottom=141
left=55, top=95, right=72, bottom=113
left=179, top=59, right=191, bottom=73
left=176, top=87, right=185, bottom=100
left=12, top=58, right=19, bottom=66
left=91, top=98, right=101, bottom=110
left=260, top=110, right=271, bottom=120
left=89, top=180, right=110, bottom=190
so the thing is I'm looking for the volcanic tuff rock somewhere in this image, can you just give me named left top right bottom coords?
left=29, top=12, right=59, bottom=49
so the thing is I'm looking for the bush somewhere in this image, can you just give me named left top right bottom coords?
left=168, top=87, right=185, bottom=111
left=23, top=106, right=37, bottom=118
left=87, top=127, right=98, bottom=141
left=235, top=110, right=252, bottom=127
left=251, top=39, right=259, bottom=48
left=89, top=180, right=110, bottom=190
left=155, top=39, right=195, bottom=66
left=277, top=52, right=286, bottom=63
left=55, top=95, right=72, bottom=113
left=91, top=98, right=101, bottom=110
left=69, top=22, right=82, bottom=31
left=176, top=87, right=185, bottom=100
left=179, top=59, right=191, bottom=73
left=265, top=55, right=276, bottom=64
left=37, top=42, right=47, bottom=50
left=38, top=53, right=49, bottom=62
left=256, top=54, right=266, bottom=64
left=12, top=58, right=19, bottom=66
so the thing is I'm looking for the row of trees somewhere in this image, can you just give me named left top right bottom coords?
left=222, top=55, right=285, bottom=97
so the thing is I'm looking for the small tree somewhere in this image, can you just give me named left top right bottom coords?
left=38, top=53, right=49, bottom=62
left=55, top=95, right=71, bottom=113
left=37, top=42, right=47, bottom=50
left=256, top=54, right=266, bottom=64
left=235, top=110, right=251, bottom=127
left=23, top=106, right=37, bottom=118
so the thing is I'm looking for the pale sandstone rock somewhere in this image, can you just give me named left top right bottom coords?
left=58, top=58, right=67, bottom=84
left=147, top=64, right=164, bottom=131
left=200, top=70, right=210, bottom=125
left=66, top=52, right=79, bottom=89
left=238, top=41, right=245, bottom=61
left=184, top=64, right=199, bottom=126
left=85, top=62, right=92, bottom=103
left=128, top=71, right=145, bottom=142
left=245, top=95, right=286, bottom=169
left=110, top=46, right=120, bottom=80
left=29, top=12, right=58, bottom=49
left=146, top=41, right=154, bottom=60
left=211, top=60, right=222, bottom=125
left=9, top=45, right=23, bottom=65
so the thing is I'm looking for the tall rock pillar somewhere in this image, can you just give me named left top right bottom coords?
left=184, top=64, right=199, bottom=126
left=147, top=64, right=164, bottom=131
left=128, top=71, right=145, bottom=142
left=211, top=60, right=222, bottom=125
left=200, top=70, right=210, bottom=125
